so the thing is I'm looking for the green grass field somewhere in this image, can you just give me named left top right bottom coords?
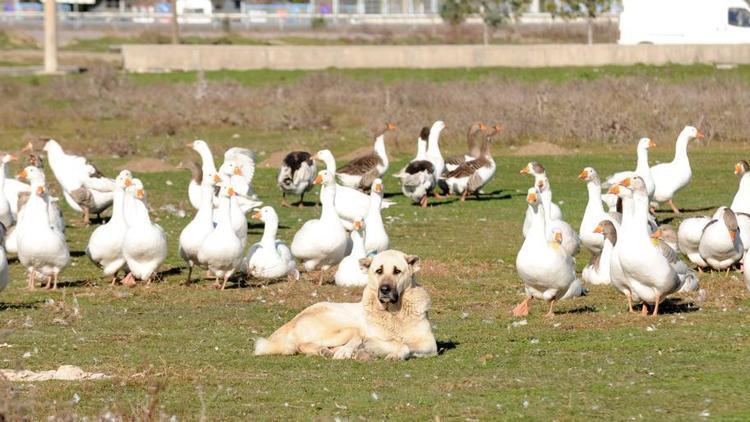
left=1, top=66, right=750, bottom=419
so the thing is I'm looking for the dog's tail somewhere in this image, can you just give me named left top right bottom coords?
left=253, top=334, right=296, bottom=356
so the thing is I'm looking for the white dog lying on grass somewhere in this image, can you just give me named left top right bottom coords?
left=254, top=250, right=437, bottom=360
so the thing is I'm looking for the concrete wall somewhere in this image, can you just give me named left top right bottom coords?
left=122, top=44, right=750, bottom=72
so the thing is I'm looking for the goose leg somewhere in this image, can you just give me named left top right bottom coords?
left=641, top=302, right=649, bottom=316
left=420, top=195, right=428, bottom=208
left=298, top=193, right=305, bottom=208
left=82, top=206, right=91, bottom=226
left=281, top=193, right=290, bottom=208
left=433, top=190, right=444, bottom=199
left=626, top=292, right=635, bottom=313
left=511, top=296, right=531, bottom=317
left=45, top=275, right=52, bottom=289
left=27, top=271, right=35, bottom=291
left=184, top=264, right=193, bottom=286
left=121, top=272, right=137, bottom=287
left=460, top=189, right=468, bottom=202
left=317, top=269, right=325, bottom=286
left=652, top=295, right=661, bottom=316
left=52, top=272, right=58, bottom=290
left=544, top=300, right=556, bottom=318
left=221, top=274, right=229, bottom=290
left=212, top=276, right=221, bottom=289
left=668, top=199, right=681, bottom=214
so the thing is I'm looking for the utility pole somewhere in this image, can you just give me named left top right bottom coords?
left=171, top=0, right=180, bottom=44
left=43, top=0, right=58, bottom=74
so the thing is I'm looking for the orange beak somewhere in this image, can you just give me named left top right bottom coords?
left=554, top=232, right=563, bottom=243
left=233, top=166, right=243, bottom=176
left=648, top=139, right=656, bottom=148
left=252, top=211, right=262, bottom=220
left=696, top=129, right=705, bottom=140
left=650, top=230, right=662, bottom=239
left=374, top=183, right=383, bottom=193
left=619, top=178, right=631, bottom=187
left=21, top=142, right=32, bottom=153
left=213, top=174, right=222, bottom=183
left=520, top=165, right=529, bottom=174
left=227, top=187, right=236, bottom=197
left=124, top=178, right=133, bottom=187
left=353, top=220, right=363, bottom=230
left=527, top=192, right=537, bottom=203
left=17, top=169, right=28, bottom=180
left=593, top=225, right=603, bottom=234
left=135, top=189, right=145, bottom=199
left=730, top=230, right=737, bottom=241
left=578, top=170, right=589, bottom=180
left=479, top=123, right=487, bottom=130
left=387, top=122, right=397, bottom=130
left=186, top=142, right=194, bottom=148
left=735, top=164, right=742, bottom=175
left=608, top=185, right=621, bottom=195
left=36, top=186, right=45, bottom=195
left=313, top=175, right=324, bottom=185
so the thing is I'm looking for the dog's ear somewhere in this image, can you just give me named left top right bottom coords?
left=359, top=257, right=373, bottom=271
left=406, top=255, right=421, bottom=273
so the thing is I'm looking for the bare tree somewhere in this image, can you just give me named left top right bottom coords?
left=549, top=0, right=613, bottom=45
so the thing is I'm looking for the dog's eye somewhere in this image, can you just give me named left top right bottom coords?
left=393, top=268, right=401, bottom=275
left=375, top=267, right=384, bottom=275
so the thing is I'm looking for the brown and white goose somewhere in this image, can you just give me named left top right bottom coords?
left=277, top=151, right=317, bottom=208
left=177, top=160, right=202, bottom=210
left=336, top=123, right=397, bottom=191
left=444, top=122, right=487, bottom=173
left=442, top=124, right=501, bottom=201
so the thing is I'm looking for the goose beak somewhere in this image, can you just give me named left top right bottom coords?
left=577, top=170, right=589, bottom=180
left=21, top=142, right=32, bottom=153
left=619, top=177, right=631, bottom=187
left=387, top=122, right=397, bottom=131
left=353, top=220, right=363, bottom=230
left=608, top=185, right=621, bottom=195
left=16, top=169, right=28, bottom=180
left=735, top=164, right=742, bottom=175
left=227, top=187, right=236, bottom=197
left=313, top=175, right=324, bottom=185
left=36, top=186, right=45, bottom=195
left=520, top=165, right=529, bottom=174
left=479, top=123, right=487, bottom=130
left=124, top=177, right=133, bottom=187
left=593, top=225, right=603, bottom=234
left=554, top=232, right=563, bottom=244
left=233, top=166, right=243, bottom=176
left=526, top=192, right=537, bottom=203
left=730, top=230, right=737, bottom=241
left=213, top=174, right=222, bottom=183
left=374, top=183, right=383, bottom=193
left=648, top=139, right=657, bottom=148
left=696, top=129, right=705, bottom=140
left=186, top=142, right=194, bottom=148
left=252, top=211, right=262, bottom=220
left=135, top=189, right=145, bottom=199
left=650, top=230, right=662, bottom=239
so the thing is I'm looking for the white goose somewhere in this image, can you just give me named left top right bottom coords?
left=16, top=166, right=69, bottom=290
left=0, top=239, right=7, bottom=294
left=578, top=167, right=621, bottom=255
left=3, top=154, right=33, bottom=221
left=650, top=126, right=703, bottom=214
left=520, top=162, right=562, bottom=236
left=316, top=149, right=394, bottom=230
left=122, top=179, right=167, bottom=285
left=223, top=147, right=259, bottom=200
left=187, top=140, right=218, bottom=210
left=7, top=164, right=64, bottom=254
left=425, top=120, right=447, bottom=180
left=394, top=127, right=436, bottom=207
left=677, top=216, right=712, bottom=269
left=334, top=219, right=369, bottom=287
left=582, top=220, right=617, bottom=286
left=336, top=123, right=396, bottom=191
left=245, top=206, right=298, bottom=281
left=513, top=187, right=586, bottom=317
left=364, top=179, right=389, bottom=255
left=86, top=170, right=131, bottom=285
left=536, top=175, right=579, bottom=257
left=34, top=139, right=115, bottom=224
left=198, top=184, right=244, bottom=290
left=178, top=170, right=217, bottom=285
left=218, top=161, right=263, bottom=214
left=277, top=151, right=317, bottom=208
left=616, top=177, right=682, bottom=316
left=290, top=170, right=348, bottom=284
left=730, top=160, right=750, bottom=214
left=606, top=183, right=643, bottom=312
left=603, top=137, right=656, bottom=199
left=698, top=207, right=743, bottom=272
left=0, top=153, right=17, bottom=229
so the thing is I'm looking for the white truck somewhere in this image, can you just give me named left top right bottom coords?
left=619, top=0, right=750, bottom=44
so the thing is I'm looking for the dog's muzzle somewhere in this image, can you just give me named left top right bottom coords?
left=378, top=284, right=399, bottom=304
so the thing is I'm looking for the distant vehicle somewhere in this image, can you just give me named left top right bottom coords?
left=619, top=0, right=750, bottom=44
left=176, top=0, right=213, bottom=24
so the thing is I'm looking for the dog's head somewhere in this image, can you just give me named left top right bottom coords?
left=360, top=250, right=420, bottom=307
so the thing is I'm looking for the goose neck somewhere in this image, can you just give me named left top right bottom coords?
left=260, top=218, right=279, bottom=248
left=415, top=139, right=427, bottom=161
left=350, top=230, right=366, bottom=257
left=319, top=184, right=337, bottom=222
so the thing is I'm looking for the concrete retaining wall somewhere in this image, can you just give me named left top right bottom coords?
left=122, top=44, right=750, bottom=72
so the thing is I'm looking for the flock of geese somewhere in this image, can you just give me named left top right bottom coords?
left=515, top=125, right=750, bottom=317
left=0, top=123, right=747, bottom=320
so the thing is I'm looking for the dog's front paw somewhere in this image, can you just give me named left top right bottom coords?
left=319, top=348, right=334, bottom=358
left=332, top=347, right=355, bottom=360
left=385, top=352, right=408, bottom=361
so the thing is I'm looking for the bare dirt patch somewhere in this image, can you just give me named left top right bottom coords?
left=511, top=142, right=573, bottom=156
left=121, top=158, right=175, bottom=173
left=259, top=150, right=290, bottom=168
